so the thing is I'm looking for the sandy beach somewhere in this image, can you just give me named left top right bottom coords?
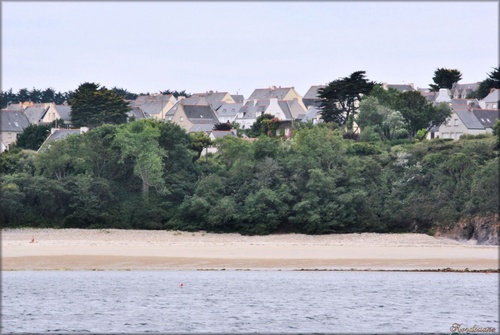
left=2, top=228, right=498, bottom=271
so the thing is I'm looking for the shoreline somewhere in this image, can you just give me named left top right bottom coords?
left=2, top=228, right=498, bottom=271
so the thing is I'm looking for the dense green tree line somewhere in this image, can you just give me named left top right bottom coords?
left=1, top=119, right=497, bottom=234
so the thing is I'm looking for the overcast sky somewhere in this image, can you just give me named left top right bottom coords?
left=2, top=1, right=498, bottom=98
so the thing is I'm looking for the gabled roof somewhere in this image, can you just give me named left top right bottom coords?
left=472, top=109, right=499, bottom=128
left=127, top=107, right=147, bottom=120
left=303, top=85, right=325, bottom=99
left=0, top=110, right=30, bottom=132
left=385, top=84, right=414, bottom=92
left=248, top=87, right=296, bottom=100
left=210, top=130, right=237, bottom=139
left=453, top=109, right=485, bottom=130
left=231, top=95, right=244, bottom=103
left=183, top=105, right=219, bottom=124
left=187, top=92, right=233, bottom=110
left=5, top=104, right=23, bottom=111
left=189, top=124, right=216, bottom=133
left=277, top=101, right=294, bottom=120
left=481, top=89, right=500, bottom=103
left=451, top=82, right=480, bottom=91
left=130, top=94, right=173, bottom=116
left=216, top=102, right=243, bottom=117
left=24, top=104, right=48, bottom=124
left=54, top=105, right=72, bottom=121
left=38, top=128, right=88, bottom=152
left=450, top=99, right=480, bottom=108
left=301, top=106, right=323, bottom=123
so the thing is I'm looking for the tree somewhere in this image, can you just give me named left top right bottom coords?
left=189, top=132, right=212, bottom=160
left=467, top=67, right=500, bottom=99
left=15, top=124, right=51, bottom=151
left=318, top=71, right=375, bottom=126
left=249, top=113, right=275, bottom=137
left=114, top=119, right=168, bottom=200
left=69, top=82, right=130, bottom=128
left=397, top=91, right=452, bottom=140
left=160, top=89, right=191, bottom=98
left=111, top=87, right=138, bottom=100
left=429, top=68, right=462, bottom=92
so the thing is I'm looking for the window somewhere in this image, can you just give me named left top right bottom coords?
left=454, top=119, right=459, bottom=126
left=446, top=119, right=451, bottom=126
left=8, top=132, right=12, bottom=138
left=180, top=117, right=184, bottom=122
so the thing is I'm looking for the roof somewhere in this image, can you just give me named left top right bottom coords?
left=54, top=105, right=72, bottom=121
left=481, top=89, right=500, bottom=103
left=385, top=84, right=414, bottom=92
left=130, top=94, right=173, bottom=116
left=303, top=85, right=325, bottom=99
left=277, top=101, right=294, bottom=120
left=188, top=124, right=216, bottom=133
left=216, top=103, right=243, bottom=117
left=187, top=92, right=233, bottom=110
left=451, top=82, right=480, bottom=91
left=127, top=107, right=146, bottom=120
left=472, top=109, right=499, bottom=128
left=231, top=95, right=244, bottom=103
left=453, top=109, right=485, bottom=130
left=0, top=110, right=30, bottom=132
left=450, top=99, right=480, bottom=108
left=301, top=106, right=323, bottom=123
left=24, top=105, right=48, bottom=124
left=5, top=104, right=23, bottom=111
left=248, top=87, right=296, bottom=100
left=183, top=105, right=219, bottom=124
left=38, top=128, right=87, bottom=152
left=210, top=130, right=237, bottom=139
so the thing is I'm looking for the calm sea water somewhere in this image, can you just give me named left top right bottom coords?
left=1, top=270, right=498, bottom=334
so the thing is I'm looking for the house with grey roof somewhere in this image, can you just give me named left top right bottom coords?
left=215, top=102, right=243, bottom=123
left=37, top=127, right=89, bottom=153
left=301, top=106, right=324, bottom=124
left=42, top=103, right=72, bottom=125
left=23, top=104, right=49, bottom=124
left=450, top=82, right=480, bottom=99
left=303, top=85, right=325, bottom=108
left=235, top=98, right=294, bottom=130
left=0, top=110, right=31, bottom=152
left=166, top=101, right=220, bottom=133
left=479, top=89, right=500, bottom=110
left=129, top=94, right=177, bottom=120
left=182, top=91, right=236, bottom=111
left=432, top=104, right=498, bottom=140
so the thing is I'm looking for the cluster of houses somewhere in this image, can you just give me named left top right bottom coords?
left=1, top=83, right=499, bottom=153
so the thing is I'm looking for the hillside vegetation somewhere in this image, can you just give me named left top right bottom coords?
left=1, top=120, right=497, bottom=238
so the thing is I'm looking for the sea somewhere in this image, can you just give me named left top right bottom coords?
left=1, top=270, right=498, bottom=334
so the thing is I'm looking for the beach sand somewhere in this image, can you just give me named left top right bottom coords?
left=2, top=228, right=498, bottom=271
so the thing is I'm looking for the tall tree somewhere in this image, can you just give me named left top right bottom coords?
left=318, top=71, right=375, bottom=126
left=397, top=91, right=452, bottom=140
left=429, top=68, right=462, bottom=91
left=15, top=124, right=51, bottom=151
left=114, top=119, right=168, bottom=200
left=69, top=82, right=130, bottom=128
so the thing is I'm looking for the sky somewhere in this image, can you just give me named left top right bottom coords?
left=2, top=1, right=498, bottom=99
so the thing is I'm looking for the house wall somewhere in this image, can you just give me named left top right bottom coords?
left=436, top=113, right=487, bottom=140
left=170, top=104, right=193, bottom=131
left=0, top=131, right=21, bottom=151
left=41, top=103, right=60, bottom=123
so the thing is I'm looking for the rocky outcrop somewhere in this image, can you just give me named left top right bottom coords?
left=434, top=215, right=499, bottom=245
